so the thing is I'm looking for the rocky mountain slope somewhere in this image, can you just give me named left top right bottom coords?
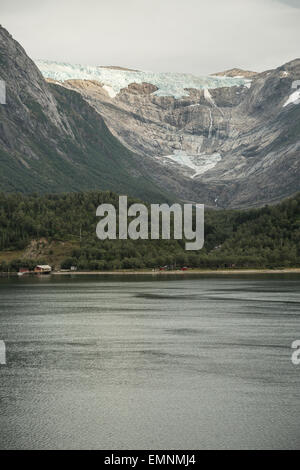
left=0, top=24, right=299, bottom=208
left=0, top=26, right=172, bottom=202
left=38, top=58, right=300, bottom=208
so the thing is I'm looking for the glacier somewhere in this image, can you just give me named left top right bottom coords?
left=36, top=60, right=249, bottom=99
left=159, top=151, right=222, bottom=178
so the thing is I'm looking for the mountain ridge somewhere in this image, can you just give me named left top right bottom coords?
left=212, top=68, right=258, bottom=78
left=0, top=25, right=172, bottom=202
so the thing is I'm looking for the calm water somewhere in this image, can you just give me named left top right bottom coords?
left=0, top=273, right=299, bottom=450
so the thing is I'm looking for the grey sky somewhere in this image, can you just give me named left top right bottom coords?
left=1, top=0, right=299, bottom=74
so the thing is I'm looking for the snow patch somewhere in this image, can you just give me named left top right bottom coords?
left=204, top=88, right=215, bottom=106
left=204, top=88, right=224, bottom=117
left=102, top=85, right=117, bottom=98
left=160, top=150, right=222, bottom=178
left=283, top=89, right=300, bottom=107
left=36, top=60, right=249, bottom=99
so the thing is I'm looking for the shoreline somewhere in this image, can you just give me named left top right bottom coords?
left=1, top=268, right=300, bottom=277
left=53, top=268, right=300, bottom=275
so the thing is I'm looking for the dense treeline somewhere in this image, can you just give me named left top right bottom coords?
left=0, top=191, right=299, bottom=271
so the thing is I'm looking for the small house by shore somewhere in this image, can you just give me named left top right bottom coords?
left=34, top=265, right=52, bottom=274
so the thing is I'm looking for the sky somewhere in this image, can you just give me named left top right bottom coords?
left=1, top=0, right=300, bottom=75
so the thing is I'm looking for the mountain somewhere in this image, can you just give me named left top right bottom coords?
left=37, top=58, right=300, bottom=208
left=0, top=26, right=172, bottom=202
left=1, top=25, right=299, bottom=209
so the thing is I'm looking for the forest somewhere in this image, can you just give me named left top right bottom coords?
left=0, top=191, right=299, bottom=271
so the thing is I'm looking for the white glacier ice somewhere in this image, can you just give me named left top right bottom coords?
left=36, top=60, right=249, bottom=99
left=102, top=85, right=117, bottom=98
left=283, top=89, right=300, bottom=107
left=160, top=151, right=222, bottom=178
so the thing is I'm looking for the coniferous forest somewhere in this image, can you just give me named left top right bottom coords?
left=0, top=191, right=299, bottom=272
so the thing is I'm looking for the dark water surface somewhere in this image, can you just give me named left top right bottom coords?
left=0, top=273, right=299, bottom=449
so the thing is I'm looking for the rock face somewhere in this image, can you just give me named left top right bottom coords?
left=46, top=60, right=300, bottom=208
left=212, top=68, right=258, bottom=78
left=0, top=26, right=171, bottom=202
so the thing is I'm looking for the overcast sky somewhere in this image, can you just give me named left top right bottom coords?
left=1, top=0, right=300, bottom=74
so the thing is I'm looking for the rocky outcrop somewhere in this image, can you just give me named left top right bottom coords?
left=212, top=68, right=258, bottom=78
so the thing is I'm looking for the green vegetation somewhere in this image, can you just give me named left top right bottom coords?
left=0, top=83, right=172, bottom=203
left=0, top=191, right=299, bottom=272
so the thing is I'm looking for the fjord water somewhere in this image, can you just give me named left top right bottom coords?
left=0, top=274, right=299, bottom=450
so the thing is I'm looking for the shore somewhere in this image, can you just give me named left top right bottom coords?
left=1, top=268, right=300, bottom=277
left=52, top=268, right=300, bottom=275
